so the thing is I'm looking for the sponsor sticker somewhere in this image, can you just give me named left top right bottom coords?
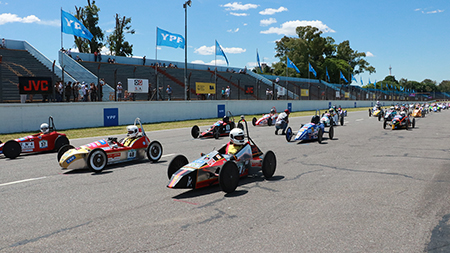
left=108, top=152, right=121, bottom=161
left=21, top=142, right=35, bottom=150
left=39, top=140, right=48, bottom=149
left=66, top=155, right=76, bottom=164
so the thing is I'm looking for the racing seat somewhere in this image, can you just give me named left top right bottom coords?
left=311, top=115, right=320, bottom=124
left=121, top=137, right=138, bottom=147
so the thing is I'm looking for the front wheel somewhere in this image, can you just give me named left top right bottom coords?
left=219, top=161, right=240, bottom=193
left=147, top=141, right=163, bottom=162
left=318, top=128, right=324, bottom=144
left=191, top=125, right=200, bottom=138
left=167, top=155, right=189, bottom=179
left=412, top=118, right=416, bottom=128
left=383, top=120, right=387, bottom=129
left=340, top=116, right=344, bottom=126
left=213, top=128, right=220, bottom=139
left=285, top=127, right=293, bottom=142
left=57, top=144, right=74, bottom=162
left=267, top=118, right=272, bottom=126
left=328, top=126, right=334, bottom=140
left=87, top=148, right=107, bottom=173
left=54, top=135, right=70, bottom=151
left=2, top=140, right=21, bottom=159
left=368, top=109, right=372, bottom=117
left=252, top=117, right=257, bottom=126
left=262, top=151, right=276, bottom=179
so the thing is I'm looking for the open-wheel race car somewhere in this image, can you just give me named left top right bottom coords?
left=167, top=115, right=277, bottom=193
left=369, top=106, right=384, bottom=121
left=191, top=111, right=238, bottom=139
left=383, top=113, right=415, bottom=130
left=0, top=116, right=69, bottom=159
left=252, top=107, right=278, bottom=126
left=286, top=112, right=334, bottom=144
left=411, top=107, right=425, bottom=118
left=58, top=118, right=163, bottom=173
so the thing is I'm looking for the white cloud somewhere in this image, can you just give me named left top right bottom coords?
left=426, top=9, right=444, bottom=14
left=415, top=8, right=444, bottom=14
left=366, top=51, right=374, bottom=57
left=221, top=2, right=258, bottom=11
left=259, top=6, right=288, bottom=15
left=243, top=23, right=248, bottom=26
left=227, top=28, right=240, bottom=33
left=194, top=45, right=246, bottom=55
left=230, top=12, right=249, bottom=17
left=0, top=13, right=58, bottom=26
left=260, top=18, right=277, bottom=26
left=260, top=20, right=335, bottom=35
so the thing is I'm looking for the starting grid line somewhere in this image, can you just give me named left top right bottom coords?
left=0, top=176, right=47, bottom=187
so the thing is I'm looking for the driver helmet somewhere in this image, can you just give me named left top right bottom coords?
left=376, top=101, right=380, bottom=106
left=229, top=128, right=245, bottom=145
left=270, top=108, right=275, bottom=114
left=40, top=123, right=49, bottom=134
left=390, top=106, right=395, bottom=110
left=223, top=116, right=230, bottom=123
left=127, top=125, right=139, bottom=138
left=400, top=111, right=406, bottom=117
left=311, top=115, right=320, bottom=124
left=329, top=108, right=334, bottom=113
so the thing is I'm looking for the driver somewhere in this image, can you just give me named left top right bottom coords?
left=329, top=107, right=335, bottom=116
left=222, top=116, right=230, bottom=124
left=40, top=123, right=49, bottom=134
left=122, top=125, right=139, bottom=146
left=226, top=128, right=245, bottom=155
left=275, top=109, right=290, bottom=135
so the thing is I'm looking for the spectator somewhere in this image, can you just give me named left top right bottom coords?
left=65, top=81, right=72, bottom=102
left=158, top=86, right=163, bottom=100
left=221, top=87, right=225, bottom=99
left=166, top=85, right=173, bottom=101
left=1, top=38, right=5, bottom=48
left=94, top=51, right=98, bottom=62
left=108, top=57, right=112, bottom=63
left=57, top=81, right=63, bottom=102
left=90, top=83, right=97, bottom=101
left=73, top=82, right=80, bottom=102
left=76, top=55, right=83, bottom=62
left=98, top=51, right=102, bottom=62
left=97, top=79, right=105, bottom=101
left=143, top=56, right=146, bottom=65
left=266, top=88, right=271, bottom=100
left=117, top=82, right=123, bottom=101
left=225, top=86, right=231, bottom=99
left=81, top=82, right=88, bottom=101
left=67, top=48, right=72, bottom=58
left=77, top=82, right=83, bottom=101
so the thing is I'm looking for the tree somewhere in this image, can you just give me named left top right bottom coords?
left=438, top=80, right=450, bottom=92
left=106, top=14, right=135, bottom=56
left=74, top=0, right=104, bottom=53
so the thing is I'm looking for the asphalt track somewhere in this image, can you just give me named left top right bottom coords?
left=1, top=109, right=450, bottom=252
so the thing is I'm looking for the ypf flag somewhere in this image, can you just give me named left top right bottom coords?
left=156, top=27, right=185, bottom=49
left=257, top=50, right=262, bottom=72
left=287, top=56, right=300, bottom=73
left=216, top=40, right=229, bottom=66
left=61, top=9, right=93, bottom=40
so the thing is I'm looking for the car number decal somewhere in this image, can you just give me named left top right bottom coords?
left=127, top=150, right=137, bottom=159
left=39, top=140, right=48, bottom=149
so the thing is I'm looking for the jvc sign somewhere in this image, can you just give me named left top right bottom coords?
left=104, top=108, right=119, bottom=127
left=19, top=77, right=53, bottom=94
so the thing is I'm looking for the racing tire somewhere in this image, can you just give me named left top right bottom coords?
left=285, top=127, right=293, bottom=142
left=219, top=161, right=240, bottom=193
left=412, top=118, right=416, bottom=128
left=3, top=140, right=21, bottom=159
left=406, top=122, right=409, bottom=130
left=213, top=128, right=220, bottom=139
left=54, top=135, right=70, bottom=151
left=318, top=128, right=324, bottom=144
left=328, top=126, right=334, bottom=140
left=237, top=123, right=244, bottom=130
left=167, top=155, right=189, bottom=179
left=267, top=118, right=272, bottom=126
left=378, top=114, right=381, bottom=121
left=252, top=117, right=257, bottom=126
left=191, top=125, right=200, bottom=138
left=147, top=141, right=163, bottom=162
left=57, top=144, right=74, bottom=162
left=87, top=148, right=107, bottom=173
left=383, top=120, right=387, bottom=129
left=229, top=122, right=235, bottom=130
left=368, top=109, right=372, bottom=117
left=340, top=116, right=344, bottom=126
left=262, top=150, right=276, bottom=179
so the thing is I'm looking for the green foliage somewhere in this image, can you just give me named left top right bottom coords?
left=74, top=0, right=104, bottom=53
left=106, top=14, right=135, bottom=56
left=438, top=80, right=450, bottom=92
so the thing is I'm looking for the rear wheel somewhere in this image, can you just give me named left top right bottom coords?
left=318, top=128, right=323, bottom=144
left=340, top=116, right=344, bottom=126
left=54, top=135, right=69, bottom=151
left=378, top=113, right=381, bottom=121
left=191, top=125, right=200, bottom=138
left=167, top=155, right=189, bottom=179
left=219, top=161, right=240, bottom=193
left=87, top=148, right=107, bottom=173
left=252, top=117, right=257, bottom=126
left=368, top=109, right=372, bottom=117
left=213, top=128, right=220, bottom=139
left=412, top=118, right=416, bottom=128
left=383, top=120, right=387, bottom=129
left=262, top=151, right=276, bottom=179
left=267, top=118, right=272, bottom=126
left=147, top=141, right=163, bottom=162
left=57, top=144, right=74, bottom=162
left=328, top=126, right=334, bottom=140
left=3, top=140, right=21, bottom=159
left=285, top=127, right=293, bottom=142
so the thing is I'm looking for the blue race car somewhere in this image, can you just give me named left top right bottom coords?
left=285, top=115, right=334, bottom=144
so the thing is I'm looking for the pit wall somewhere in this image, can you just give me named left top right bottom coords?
left=0, top=100, right=394, bottom=134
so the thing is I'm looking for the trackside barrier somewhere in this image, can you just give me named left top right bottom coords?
left=0, top=100, right=400, bottom=134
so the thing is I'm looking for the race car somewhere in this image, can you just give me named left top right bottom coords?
left=369, top=106, right=384, bottom=121
left=167, top=115, right=276, bottom=193
left=285, top=113, right=334, bottom=144
left=411, top=107, right=425, bottom=118
left=252, top=107, right=278, bottom=126
left=384, top=107, right=398, bottom=122
left=191, top=111, right=237, bottom=139
left=58, top=118, right=162, bottom=173
left=383, top=113, right=415, bottom=130
left=0, top=116, right=69, bottom=159
left=320, top=108, right=343, bottom=126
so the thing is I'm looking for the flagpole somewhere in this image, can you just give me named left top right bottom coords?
left=155, top=27, right=158, bottom=101
left=308, top=61, right=310, bottom=100
left=215, top=40, right=217, bottom=94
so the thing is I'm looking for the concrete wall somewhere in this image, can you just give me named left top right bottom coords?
left=0, top=100, right=392, bottom=134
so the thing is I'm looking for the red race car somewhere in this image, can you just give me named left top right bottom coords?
left=191, top=111, right=239, bottom=139
left=0, top=116, right=69, bottom=159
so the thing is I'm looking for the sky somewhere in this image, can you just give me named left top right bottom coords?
left=1, top=0, right=449, bottom=85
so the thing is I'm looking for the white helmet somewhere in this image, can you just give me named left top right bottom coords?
left=229, top=128, right=245, bottom=145
left=376, top=101, right=380, bottom=105
left=40, top=123, right=49, bottom=133
left=126, top=125, right=139, bottom=138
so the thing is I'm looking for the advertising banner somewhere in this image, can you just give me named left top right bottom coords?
left=19, top=77, right=53, bottom=94
left=196, top=82, right=215, bottom=94
left=127, top=79, right=148, bottom=93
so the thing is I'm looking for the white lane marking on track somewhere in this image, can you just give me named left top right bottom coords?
left=355, top=118, right=364, bottom=122
left=0, top=176, right=47, bottom=187
left=161, top=154, right=175, bottom=158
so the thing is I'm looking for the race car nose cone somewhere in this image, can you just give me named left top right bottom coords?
left=167, top=168, right=197, bottom=189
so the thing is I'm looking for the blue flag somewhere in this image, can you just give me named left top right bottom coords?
left=351, top=74, right=357, bottom=83
left=61, top=9, right=93, bottom=41
left=216, top=40, right=229, bottom=66
left=257, top=50, right=262, bottom=72
left=360, top=76, right=363, bottom=86
left=287, top=56, right=300, bottom=73
left=326, top=67, right=330, bottom=81
left=156, top=27, right=185, bottom=49
left=309, top=63, right=317, bottom=77
left=340, top=71, right=348, bottom=83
